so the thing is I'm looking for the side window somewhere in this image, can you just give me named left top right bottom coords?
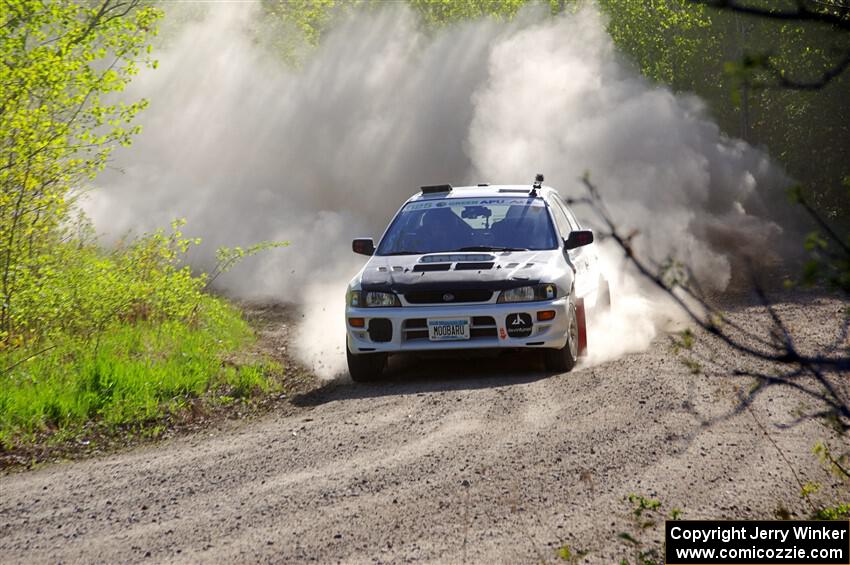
left=552, top=196, right=581, bottom=231
left=564, top=206, right=581, bottom=230
left=547, top=198, right=572, bottom=239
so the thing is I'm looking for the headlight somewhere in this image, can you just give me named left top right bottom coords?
left=497, top=283, right=558, bottom=303
left=347, top=290, right=362, bottom=307
left=347, top=290, right=400, bottom=307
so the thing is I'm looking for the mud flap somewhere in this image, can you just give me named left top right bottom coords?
left=576, top=298, right=588, bottom=357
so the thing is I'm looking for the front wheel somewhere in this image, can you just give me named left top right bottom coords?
left=544, top=301, right=578, bottom=373
left=346, top=343, right=387, bottom=382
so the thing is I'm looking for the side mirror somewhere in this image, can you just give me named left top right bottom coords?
left=564, top=230, right=594, bottom=250
left=352, top=238, right=375, bottom=256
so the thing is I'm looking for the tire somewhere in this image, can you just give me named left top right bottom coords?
left=346, top=343, right=387, bottom=382
left=544, top=300, right=579, bottom=373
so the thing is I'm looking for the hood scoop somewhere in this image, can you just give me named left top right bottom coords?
left=413, top=263, right=451, bottom=272
left=454, top=262, right=494, bottom=271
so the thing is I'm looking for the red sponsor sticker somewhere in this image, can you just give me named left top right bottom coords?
left=499, top=327, right=507, bottom=340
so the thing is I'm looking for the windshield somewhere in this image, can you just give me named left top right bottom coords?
left=376, top=197, right=558, bottom=255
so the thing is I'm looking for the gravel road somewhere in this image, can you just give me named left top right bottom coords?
left=1, top=296, right=847, bottom=564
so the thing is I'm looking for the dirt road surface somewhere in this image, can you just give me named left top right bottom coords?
left=1, top=296, right=847, bottom=563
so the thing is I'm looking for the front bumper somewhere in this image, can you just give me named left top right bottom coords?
left=345, top=298, right=570, bottom=354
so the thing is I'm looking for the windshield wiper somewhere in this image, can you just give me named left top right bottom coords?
left=453, top=246, right=528, bottom=252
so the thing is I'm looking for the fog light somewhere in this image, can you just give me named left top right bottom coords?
left=349, top=317, right=365, bottom=328
left=368, top=318, right=392, bottom=342
left=537, top=310, right=556, bottom=321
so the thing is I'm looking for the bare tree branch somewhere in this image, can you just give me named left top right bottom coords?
left=767, top=49, right=850, bottom=90
left=575, top=176, right=849, bottom=429
left=691, top=0, right=850, bottom=90
left=689, top=0, right=850, bottom=30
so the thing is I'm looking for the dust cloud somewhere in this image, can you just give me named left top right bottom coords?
left=86, top=2, right=791, bottom=378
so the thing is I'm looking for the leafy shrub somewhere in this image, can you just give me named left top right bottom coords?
left=0, top=294, right=278, bottom=449
left=0, top=220, right=285, bottom=449
left=0, top=4, right=288, bottom=452
left=5, top=220, right=205, bottom=347
left=0, top=1, right=162, bottom=346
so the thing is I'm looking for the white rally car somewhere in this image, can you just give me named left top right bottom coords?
left=345, top=175, right=610, bottom=381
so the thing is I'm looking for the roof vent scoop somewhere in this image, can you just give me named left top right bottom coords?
left=420, top=184, right=452, bottom=194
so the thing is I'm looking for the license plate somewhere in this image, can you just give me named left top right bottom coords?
left=427, top=318, right=470, bottom=341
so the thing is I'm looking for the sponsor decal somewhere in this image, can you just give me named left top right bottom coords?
left=404, top=198, right=543, bottom=212
left=505, top=313, right=533, bottom=338
left=420, top=253, right=494, bottom=263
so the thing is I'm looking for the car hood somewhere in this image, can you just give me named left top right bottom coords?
left=358, top=250, right=569, bottom=293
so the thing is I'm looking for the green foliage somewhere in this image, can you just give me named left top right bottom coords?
left=0, top=222, right=281, bottom=449
left=0, top=296, right=278, bottom=449
left=263, top=0, right=346, bottom=46
left=707, top=9, right=850, bottom=223
left=806, top=441, right=850, bottom=520
left=408, top=0, right=526, bottom=26
left=596, top=0, right=713, bottom=87
left=558, top=496, right=679, bottom=564
left=659, top=257, right=689, bottom=288
left=557, top=543, right=587, bottom=563
left=785, top=185, right=850, bottom=296
left=259, top=0, right=361, bottom=63
left=7, top=219, right=206, bottom=346
left=813, top=503, right=850, bottom=520
left=672, top=328, right=695, bottom=352
left=261, top=0, right=529, bottom=62
left=591, top=2, right=850, bottom=224
left=628, top=493, right=661, bottom=520
left=0, top=0, right=161, bottom=346
left=261, top=0, right=849, bottom=222
left=0, top=2, right=288, bottom=453
left=814, top=440, right=850, bottom=480
left=617, top=494, right=676, bottom=565
left=681, top=358, right=703, bottom=375
left=261, top=0, right=526, bottom=61
left=800, top=481, right=821, bottom=498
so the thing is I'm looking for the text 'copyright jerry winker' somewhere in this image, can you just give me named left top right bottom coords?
left=665, top=520, right=849, bottom=564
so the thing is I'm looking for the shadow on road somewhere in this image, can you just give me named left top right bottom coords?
left=291, top=350, right=554, bottom=407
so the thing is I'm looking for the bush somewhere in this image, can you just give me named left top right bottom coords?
left=0, top=303, right=251, bottom=444
left=0, top=221, right=282, bottom=450
left=5, top=220, right=205, bottom=347
left=0, top=4, right=287, bottom=453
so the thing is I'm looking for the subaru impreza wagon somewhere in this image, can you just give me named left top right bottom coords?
left=345, top=175, right=610, bottom=381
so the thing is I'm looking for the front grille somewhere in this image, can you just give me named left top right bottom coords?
left=402, top=316, right=497, bottom=342
left=404, top=289, right=493, bottom=304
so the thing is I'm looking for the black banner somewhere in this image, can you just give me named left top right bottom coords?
left=666, top=520, right=849, bottom=564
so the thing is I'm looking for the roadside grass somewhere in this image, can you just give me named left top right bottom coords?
left=0, top=296, right=281, bottom=452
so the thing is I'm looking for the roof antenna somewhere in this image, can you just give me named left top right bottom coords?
left=531, top=173, right=544, bottom=195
